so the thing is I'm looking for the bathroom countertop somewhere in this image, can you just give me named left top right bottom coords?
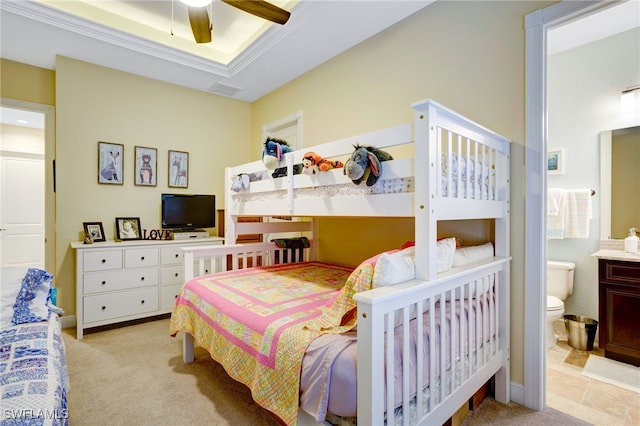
left=592, top=249, right=640, bottom=262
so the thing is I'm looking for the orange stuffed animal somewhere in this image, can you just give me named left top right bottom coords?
left=302, top=152, right=344, bottom=175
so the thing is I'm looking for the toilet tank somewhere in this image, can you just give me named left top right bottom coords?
left=547, top=260, right=575, bottom=300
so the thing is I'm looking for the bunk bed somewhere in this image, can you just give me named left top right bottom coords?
left=169, top=99, right=511, bottom=426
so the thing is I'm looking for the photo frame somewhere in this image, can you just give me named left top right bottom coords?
left=98, top=142, right=124, bottom=184
left=168, top=150, right=189, bottom=188
left=134, top=146, right=157, bottom=186
left=83, top=222, right=105, bottom=242
left=115, top=217, right=142, bottom=241
left=547, top=150, right=564, bottom=175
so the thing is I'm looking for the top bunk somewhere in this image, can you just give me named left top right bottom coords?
left=225, top=99, right=511, bottom=221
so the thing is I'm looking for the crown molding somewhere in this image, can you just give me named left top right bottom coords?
left=1, top=0, right=232, bottom=77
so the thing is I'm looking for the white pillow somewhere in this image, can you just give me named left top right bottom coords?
left=372, top=237, right=458, bottom=288
left=373, top=247, right=415, bottom=288
left=453, top=242, right=494, bottom=267
left=1, top=267, right=28, bottom=328
left=436, top=237, right=457, bottom=273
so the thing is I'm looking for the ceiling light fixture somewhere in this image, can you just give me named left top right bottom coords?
left=179, top=0, right=212, bottom=7
left=620, top=85, right=640, bottom=114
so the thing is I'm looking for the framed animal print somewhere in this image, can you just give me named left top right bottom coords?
left=98, top=142, right=124, bottom=185
left=134, top=146, right=157, bottom=186
left=168, top=150, right=188, bottom=188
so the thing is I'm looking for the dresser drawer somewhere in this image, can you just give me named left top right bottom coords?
left=84, top=268, right=158, bottom=294
left=84, top=287, right=158, bottom=323
left=83, top=250, right=123, bottom=272
left=159, top=284, right=182, bottom=310
left=160, top=265, right=183, bottom=285
left=124, top=248, right=159, bottom=268
left=161, top=246, right=184, bottom=265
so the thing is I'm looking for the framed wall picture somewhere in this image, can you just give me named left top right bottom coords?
left=115, top=217, right=142, bottom=241
left=98, top=141, right=124, bottom=184
left=134, top=146, right=157, bottom=186
left=83, top=222, right=105, bottom=242
left=169, top=150, right=189, bottom=188
left=547, top=150, right=564, bottom=175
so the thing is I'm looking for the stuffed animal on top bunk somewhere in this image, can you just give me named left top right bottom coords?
left=344, top=144, right=393, bottom=186
left=262, top=137, right=303, bottom=178
left=301, top=152, right=344, bottom=175
left=230, top=171, right=269, bottom=192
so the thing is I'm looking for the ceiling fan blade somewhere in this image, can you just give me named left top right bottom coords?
left=187, top=6, right=212, bottom=43
left=222, top=0, right=291, bottom=25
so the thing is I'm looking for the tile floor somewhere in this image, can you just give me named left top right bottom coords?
left=546, top=320, right=640, bottom=425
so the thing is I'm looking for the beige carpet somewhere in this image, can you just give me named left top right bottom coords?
left=63, top=317, right=589, bottom=426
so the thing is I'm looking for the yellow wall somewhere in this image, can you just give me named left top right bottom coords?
left=1, top=58, right=55, bottom=105
left=53, top=56, right=251, bottom=317
left=251, top=0, right=554, bottom=386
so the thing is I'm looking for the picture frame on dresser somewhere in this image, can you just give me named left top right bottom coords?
left=168, top=150, right=188, bottom=188
left=83, top=222, right=105, bottom=242
left=98, top=141, right=124, bottom=184
left=115, top=217, right=142, bottom=241
left=134, top=146, right=157, bottom=187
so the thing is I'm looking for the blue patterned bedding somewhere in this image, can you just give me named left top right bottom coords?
left=0, top=314, right=69, bottom=426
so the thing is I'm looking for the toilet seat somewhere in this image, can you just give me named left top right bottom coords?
left=547, top=295, right=564, bottom=312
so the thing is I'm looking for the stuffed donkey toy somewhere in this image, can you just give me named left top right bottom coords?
left=262, top=138, right=302, bottom=178
left=344, top=144, right=393, bottom=186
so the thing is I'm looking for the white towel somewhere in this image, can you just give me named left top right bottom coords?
left=564, top=189, right=592, bottom=239
left=547, top=188, right=566, bottom=239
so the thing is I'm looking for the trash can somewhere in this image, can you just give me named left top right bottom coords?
left=564, top=314, right=598, bottom=351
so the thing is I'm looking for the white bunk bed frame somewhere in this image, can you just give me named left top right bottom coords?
left=179, top=99, right=511, bottom=425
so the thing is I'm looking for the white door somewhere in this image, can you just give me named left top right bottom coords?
left=0, top=152, right=45, bottom=269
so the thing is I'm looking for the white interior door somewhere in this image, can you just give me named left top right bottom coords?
left=0, top=153, right=45, bottom=268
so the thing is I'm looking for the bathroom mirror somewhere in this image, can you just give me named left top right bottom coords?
left=600, top=126, right=640, bottom=240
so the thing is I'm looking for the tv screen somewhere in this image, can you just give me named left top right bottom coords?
left=161, top=194, right=215, bottom=230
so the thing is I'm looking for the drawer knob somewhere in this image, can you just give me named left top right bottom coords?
left=175, top=254, right=179, bottom=258
left=101, top=259, right=106, bottom=263
left=141, top=256, right=145, bottom=261
left=174, top=295, right=178, bottom=299
left=101, top=306, right=106, bottom=311
left=174, top=272, right=179, bottom=277
left=140, top=300, right=145, bottom=304
left=101, top=281, right=106, bottom=285
left=140, top=276, right=145, bottom=281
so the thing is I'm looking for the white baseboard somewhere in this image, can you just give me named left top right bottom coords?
left=510, top=381, right=525, bottom=405
left=60, top=315, right=76, bottom=330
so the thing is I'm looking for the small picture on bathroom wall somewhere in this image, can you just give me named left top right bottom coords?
left=547, top=150, right=564, bottom=175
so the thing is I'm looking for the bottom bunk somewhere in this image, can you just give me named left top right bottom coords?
left=169, top=241, right=510, bottom=425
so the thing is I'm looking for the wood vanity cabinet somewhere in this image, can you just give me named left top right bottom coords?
left=598, top=258, right=640, bottom=366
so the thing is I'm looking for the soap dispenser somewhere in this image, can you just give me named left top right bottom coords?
left=624, top=228, right=639, bottom=253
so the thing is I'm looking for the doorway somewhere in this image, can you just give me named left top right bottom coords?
left=524, top=0, right=637, bottom=414
left=0, top=99, right=55, bottom=272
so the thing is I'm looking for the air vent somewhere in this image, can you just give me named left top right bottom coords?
left=207, top=82, right=243, bottom=97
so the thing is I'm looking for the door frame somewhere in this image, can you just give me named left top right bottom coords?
left=1, top=97, right=56, bottom=274
left=523, top=0, right=620, bottom=411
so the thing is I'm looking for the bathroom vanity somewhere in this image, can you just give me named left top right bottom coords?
left=592, top=250, right=640, bottom=367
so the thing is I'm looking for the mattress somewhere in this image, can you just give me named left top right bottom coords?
left=0, top=314, right=70, bottom=426
left=299, top=293, right=496, bottom=422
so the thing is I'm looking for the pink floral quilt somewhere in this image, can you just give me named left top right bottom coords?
left=169, top=260, right=375, bottom=425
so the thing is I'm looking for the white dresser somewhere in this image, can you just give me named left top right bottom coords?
left=71, top=237, right=223, bottom=339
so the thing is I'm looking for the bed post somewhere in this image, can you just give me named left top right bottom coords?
left=494, top=136, right=511, bottom=404
left=182, top=333, right=195, bottom=363
left=224, top=167, right=237, bottom=245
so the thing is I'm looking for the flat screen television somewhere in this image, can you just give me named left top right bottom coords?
left=161, top=194, right=215, bottom=230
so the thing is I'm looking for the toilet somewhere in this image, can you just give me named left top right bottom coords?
left=546, top=260, right=576, bottom=348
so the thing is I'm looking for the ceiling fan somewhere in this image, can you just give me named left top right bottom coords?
left=179, top=0, right=291, bottom=44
